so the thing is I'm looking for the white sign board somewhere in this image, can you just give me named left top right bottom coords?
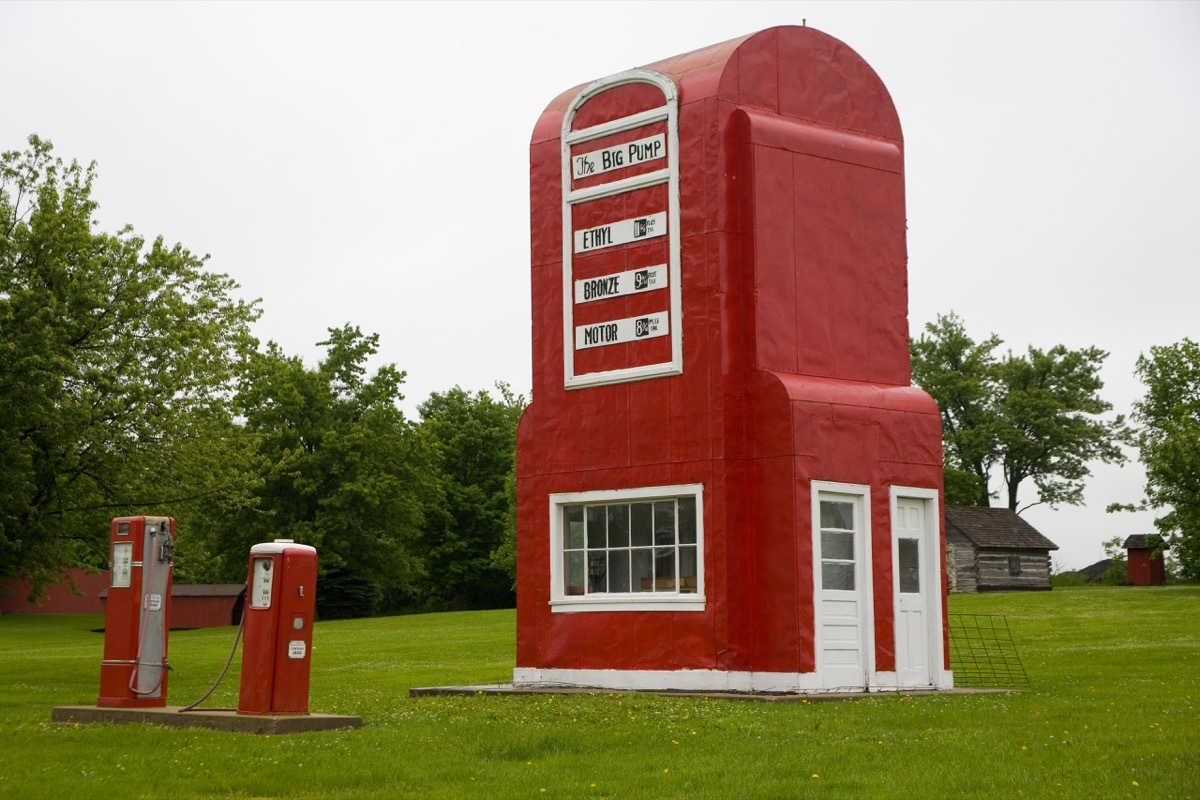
left=575, top=312, right=669, bottom=350
left=574, top=212, right=666, bottom=254
left=574, top=264, right=667, bottom=304
left=572, top=133, right=666, bottom=179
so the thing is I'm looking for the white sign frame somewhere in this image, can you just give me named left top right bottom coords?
left=561, top=69, right=682, bottom=389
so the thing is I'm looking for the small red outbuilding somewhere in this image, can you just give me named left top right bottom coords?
left=1124, top=535, right=1168, bottom=586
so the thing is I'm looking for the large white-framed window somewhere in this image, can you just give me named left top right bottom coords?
left=549, top=484, right=704, bottom=613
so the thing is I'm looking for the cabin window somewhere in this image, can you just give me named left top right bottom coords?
left=1008, top=555, right=1022, bottom=576
left=550, top=484, right=704, bottom=612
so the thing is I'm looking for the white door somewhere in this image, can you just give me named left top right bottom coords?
left=814, top=486, right=871, bottom=691
left=893, top=496, right=934, bottom=688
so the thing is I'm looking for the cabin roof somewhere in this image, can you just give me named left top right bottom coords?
left=945, top=506, right=1058, bottom=551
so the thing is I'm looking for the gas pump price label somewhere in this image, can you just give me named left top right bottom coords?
left=575, top=311, right=669, bottom=350
left=574, top=264, right=667, bottom=304
left=574, top=211, right=666, bottom=254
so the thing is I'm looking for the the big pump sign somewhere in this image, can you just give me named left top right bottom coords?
left=561, top=71, right=682, bottom=388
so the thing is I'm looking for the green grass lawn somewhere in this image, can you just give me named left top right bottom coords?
left=1, top=587, right=1197, bottom=799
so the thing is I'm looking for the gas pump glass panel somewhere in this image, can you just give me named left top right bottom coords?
left=251, top=557, right=274, bottom=608
left=111, top=542, right=133, bottom=588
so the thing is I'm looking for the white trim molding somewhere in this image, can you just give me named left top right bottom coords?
left=512, top=668, right=936, bottom=694
left=561, top=69, right=683, bottom=390
left=548, top=483, right=705, bottom=613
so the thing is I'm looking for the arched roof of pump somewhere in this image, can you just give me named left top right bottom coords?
left=534, top=26, right=901, bottom=145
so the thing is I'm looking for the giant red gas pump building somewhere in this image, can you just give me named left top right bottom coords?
left=515, top=26, right=952, bottom=693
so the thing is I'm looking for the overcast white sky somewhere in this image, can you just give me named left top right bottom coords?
left=3, top=1, right=1197, bottom=569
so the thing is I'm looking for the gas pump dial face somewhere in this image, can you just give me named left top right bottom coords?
left=111, top=542, right=133, bottom=588
left=251, top=558, right=274, bottom=608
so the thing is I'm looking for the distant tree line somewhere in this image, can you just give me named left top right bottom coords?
left=1, top=136, right=524, bottom=615
left=4, top=136, right=1197, bottom=610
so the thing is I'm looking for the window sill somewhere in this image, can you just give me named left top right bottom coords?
left=550, top=595, right=706, bottom=613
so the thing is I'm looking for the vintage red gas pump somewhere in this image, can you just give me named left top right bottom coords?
left=237, top=539, right=318, bottom=715
left=98, top=516, right=175, bottom=708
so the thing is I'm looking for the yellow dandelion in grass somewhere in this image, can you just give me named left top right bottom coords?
left=811, top=774, right=820, bottom=779
left=1132, top=781, right=1140, bottom=787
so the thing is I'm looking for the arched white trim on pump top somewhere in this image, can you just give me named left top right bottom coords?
left=561, top=69, right=683, bottom=390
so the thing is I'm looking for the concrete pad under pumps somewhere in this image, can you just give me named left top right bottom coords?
left=51, top=705, right=362, bottom=734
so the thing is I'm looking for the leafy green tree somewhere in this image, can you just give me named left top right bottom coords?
left=217, top=326, right=438, bottom=618
left=994, top=344, right=1126, bottom=510
left=911, top=312, right=1126, bottom=511
left=0, top=135, right=259, bottom=597
left=1121, top=339, right=1200, bottom=579
left=910, top=313, right=1002, bottom=506
left=412, top=384, right=525, bottom=611
left=1099, top=535, right=1130, bottom=586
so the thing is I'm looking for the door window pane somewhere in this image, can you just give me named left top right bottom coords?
left=822, top=562, right=856, bottom=591
left=899, top=538, right=920, bottom=593
left=820, top=501, right=854, bottom=530
left=821, top=531, right=854, bottom=561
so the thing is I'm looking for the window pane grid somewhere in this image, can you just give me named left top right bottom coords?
left=562, top=498, right=698, bottom=595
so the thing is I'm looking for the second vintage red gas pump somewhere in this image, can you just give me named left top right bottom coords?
left=98, top=516, right=175, bottom=707
left=237, top=539, right=318, bottom=715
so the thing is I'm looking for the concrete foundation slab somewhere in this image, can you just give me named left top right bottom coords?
left=51, top=705, right=362, bottom=734
left=409, top=684, right=1014, bottom=703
